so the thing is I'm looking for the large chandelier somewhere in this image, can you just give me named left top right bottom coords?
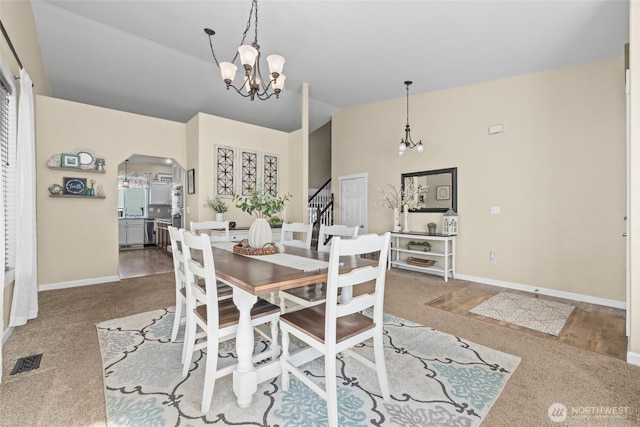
left=398, top=81, right=424, bottom=155
left=204, top=0, right=285, bottom=101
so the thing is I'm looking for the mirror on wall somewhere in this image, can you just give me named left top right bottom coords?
left=401, top=167, right=457, bottom=213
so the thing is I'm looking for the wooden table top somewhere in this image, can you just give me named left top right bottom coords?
left=211, top=246, right=373, bottom=296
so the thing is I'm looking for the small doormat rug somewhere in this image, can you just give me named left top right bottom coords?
left=97, top=308, right=520, bottom=426
left=469, top=292, right=575, bottom=336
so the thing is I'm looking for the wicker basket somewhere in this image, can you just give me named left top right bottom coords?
left=406, top=257, right=436, bottom=268
left=232, top=240, right=279, bottom=256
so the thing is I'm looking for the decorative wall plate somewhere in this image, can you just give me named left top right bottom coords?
left=71, top=148, right=97, bottom=169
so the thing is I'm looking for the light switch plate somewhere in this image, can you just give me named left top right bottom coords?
left=491, top=206, right=500, bottom=214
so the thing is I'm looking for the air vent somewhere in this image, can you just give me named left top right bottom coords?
left=10, top=354, right=42, bottom=375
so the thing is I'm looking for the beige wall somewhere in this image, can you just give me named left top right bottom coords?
left=309, top=121, right=331, bottom=189
left=36, top=96, right=186, bottom=285
left=333, top=58, right=627, bottom=302
left=1, top=0, right=49, bottom=337
left=187, top=113, right=293, bottom=227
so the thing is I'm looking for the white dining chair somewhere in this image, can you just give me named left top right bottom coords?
left=180, top=229, right=281, bottom=413
left=167, top=227, right=233, bottom=357
left=280, top=222, right=313, bottom=249
left=317, top=224, right=358, bottom=252
left=279, top=232, right=392, bottom=427
left=278, top=223, right=358, bottom=314
left=190, top=220, right=230, bottom=243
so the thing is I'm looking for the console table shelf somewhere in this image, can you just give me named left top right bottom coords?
left=389, top=231, right=456, bottom=281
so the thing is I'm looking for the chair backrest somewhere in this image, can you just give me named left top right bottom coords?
left=324, top=232, right=391, bottom=338
left=190, top=220, right=230, bottom=243
left=180, top=229, right=221, bottom=326
left=317, top=224, right=358, bottom=252
left=168, top=226, right=186, bottom=291
left=280, top=222, right=313, bottom=249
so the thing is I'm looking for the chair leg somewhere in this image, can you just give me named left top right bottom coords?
left=280, top=329, right=290, bottom=391
left=374, top=331, right=390, bottom=400
left=325, top=354, right=338, bottom=427
left=171, top=295, right=183, bottom=343
left=182, top=316, right=196, bottom=377
left=200, top=336, right=219, bottom=413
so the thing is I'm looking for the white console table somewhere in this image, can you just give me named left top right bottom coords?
left=388, top=231, right=456, bottom=281
left=214, top=226, right=282, bottom=242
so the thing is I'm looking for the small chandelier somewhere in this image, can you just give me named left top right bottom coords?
left=204, top=0, right=285, bottom=101
left=122, top=159, right=130, bottom=188
left=398, top=81, right=424, bottom=156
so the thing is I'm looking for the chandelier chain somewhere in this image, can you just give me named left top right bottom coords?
left=406, top=84, right=410, bottom=127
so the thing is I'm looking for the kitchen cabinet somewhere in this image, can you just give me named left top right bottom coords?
left=149, top=182, right=171, bottom=205
left=119, top=219, right=145, bottom=248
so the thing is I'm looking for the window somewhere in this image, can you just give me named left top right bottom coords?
left=0, top=69, right=16, bottom=285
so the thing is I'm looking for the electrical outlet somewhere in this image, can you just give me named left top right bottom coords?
left=490, top=251, right=496, bottom=264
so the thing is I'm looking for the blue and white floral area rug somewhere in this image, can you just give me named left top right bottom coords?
left=97, top=308, right=520, bottom=426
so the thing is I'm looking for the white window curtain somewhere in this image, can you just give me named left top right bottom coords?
left=0, top=53, right=16, bottom=384
left=9, top=68, right=37, bottom=327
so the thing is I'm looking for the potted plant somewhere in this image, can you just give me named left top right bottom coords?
left=407, top=240, right=431, bottom=251
left=204, top=196, right=228, bottom=221
left=427, top=222, right=437, bottom=235
left=232, top=185, right=291, bottom=248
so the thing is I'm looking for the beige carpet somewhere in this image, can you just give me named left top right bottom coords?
left=469, top=292, right=575, bottom=336
left=1, top=269, right=639, bottom=426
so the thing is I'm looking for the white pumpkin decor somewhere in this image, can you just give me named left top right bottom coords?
left=233, top=185, right=291, bottom=249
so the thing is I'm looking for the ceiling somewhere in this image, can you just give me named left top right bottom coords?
left=30, top=1, right=629, bottom=133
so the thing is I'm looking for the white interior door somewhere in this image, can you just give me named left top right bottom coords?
left=339, top=174, right=368, bottom=234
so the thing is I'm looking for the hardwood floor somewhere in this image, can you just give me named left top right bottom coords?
left=427, top=282, right=628, bottom=360
left=119, top=246, right=174, bottom=279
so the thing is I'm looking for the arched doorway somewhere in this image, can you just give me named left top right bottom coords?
left=117, top=154, right=184, bottom=278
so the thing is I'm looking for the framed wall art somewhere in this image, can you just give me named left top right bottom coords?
left=436, top=185, right=450, bottom=201
left=187, top=169, right=195, bottom=194
left=63, top=177, right=87, bottom=195
left=61, top=153, right=81, bottom=169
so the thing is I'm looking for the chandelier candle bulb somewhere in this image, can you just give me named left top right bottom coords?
left=238, top=45, right=258, bottom=69
left=220, top=62, right=238, bottom=83
left=267, top=55, right=285, bottom=76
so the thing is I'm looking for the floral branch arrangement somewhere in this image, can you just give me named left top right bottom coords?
left=377, top=183, right=420, bottom=210
left=232, top=185, right=291, bottom=219
left=204, top=196, right=228, bottom=213
left=377, top=184, right=402, bottom=209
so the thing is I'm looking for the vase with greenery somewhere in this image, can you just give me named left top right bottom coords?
left=232, top=186, right=291, bottom=248
left=205, top=196, right=228, bottom=221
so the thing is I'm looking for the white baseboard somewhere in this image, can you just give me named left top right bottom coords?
left=38, top=275, right=121, bottom=292
left=2, top=325, right=14, bottom=345
left=627, top=350, right=640, bottom=367
left=456, top=274, right=626, bottom=310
